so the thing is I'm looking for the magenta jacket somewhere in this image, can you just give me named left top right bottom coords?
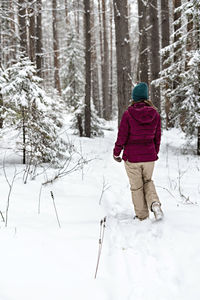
left=113, top=102, right=161, bottom=162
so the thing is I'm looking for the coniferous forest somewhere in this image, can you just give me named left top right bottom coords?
left=1, top=2, right=200, bottom=299
left=1, top=1, right=199, bottom=142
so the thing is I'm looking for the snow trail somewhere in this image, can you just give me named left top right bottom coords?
left=1, top=124, right=200, bottom=300
left=95, top=126, right=200, bottom=300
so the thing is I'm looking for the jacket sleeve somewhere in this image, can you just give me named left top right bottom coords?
left=113, top=111, right=129, bottom=157
left=154, top=115, right=161, bottom=154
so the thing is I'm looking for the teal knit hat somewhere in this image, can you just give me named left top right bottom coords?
left=132, top=82, right=148, bottom=102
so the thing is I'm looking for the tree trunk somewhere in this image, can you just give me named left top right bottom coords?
left=28, top=0, right=35, bottom=62
left=52, top=0, right=61, bottom=95
left=113, top=0, right=132, bottom=126
left=73, top=0, right=80, bottom=35
left=194, top=2, right=200, bottom=101
left=36, top=0, right=42, bottom=77
left=137, top=0, right=148, bottom=83
left=109, top=0, right=113, bottom=119
left=0, top=49, right=2, bottom=128
left=84, top=0, right=91, bottom=137
left=65, top=0, right=70, bottom=27
left=102, top=0, right=110, bottom=120
left=0, top=61, right=2, bottom=127
left=149, top=0, right=161, bottom=112
left=98, top=0, right=103, bottom=117
left=91, top=0, right=100, bottom=115
left=0, top=3, right=2, bottom=67
left=77, top=114, right=83, bottom=137
left=172, top=0, right=182, bottom=121
left=76, top=0, right=80, bottom=35
left=22, top=108, right=26, bottom=164
left=195, top=5, right=200, bottom=50
left=161, top=0, right=170, bottom=69
left=198, top=127, right=200, bottom=156
left=0, top=96, right=2, bottom=128
left=10, top=0, right=17, bottom=64
left=173, top=0, right=182, bottom=66
left=0, top=1, right=6, bottom=128
left=186, top=10, right=193, bottom=65
left=160, top=0, right=170, bottom=128
left=18, top=0, right=28, bottom=55
left=0, top=0, right=17, bottom=67
left=179, top=4, right=193, bottom=130
left=1, top=0, right=9, bottom=67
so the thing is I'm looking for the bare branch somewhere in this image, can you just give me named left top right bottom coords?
left=99, top=176, right=110, bottom=205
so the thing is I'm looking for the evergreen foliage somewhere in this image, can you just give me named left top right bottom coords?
left=158, top=1, right=200, bottom=136
left=60, top=31, right=85, bottom=112
left=0, top=57, right=68, bottom=165
left=70, top=101, right=104, bottom=138
left=60, top=31, right=104, bottom=137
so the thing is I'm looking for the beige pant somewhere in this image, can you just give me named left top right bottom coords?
left=124, top=160, right=160, bottom=220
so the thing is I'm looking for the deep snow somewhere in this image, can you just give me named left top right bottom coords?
left=0, top=123, right=200, bottom=300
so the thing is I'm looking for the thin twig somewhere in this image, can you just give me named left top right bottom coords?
left=0, top=211, right=5, bottom=222
left=3, top=153, right=22, bottom=227
left=50, top=191, right=61, bottom=228
left=42, top=157, right=94, bottom=186
left=177, top=158, right=190, bottom=202
left=94, top=217, right=106, bottom=279
left=166, top=142, right=169, bottom=168
left=79, top=141, right=84, bottom=181
left=38, top=184, right=43, bottom=214
left=156, top=185, right=176, bottom=199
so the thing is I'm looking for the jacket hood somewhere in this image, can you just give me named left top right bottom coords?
left=128, top=102, right=157, bottom=124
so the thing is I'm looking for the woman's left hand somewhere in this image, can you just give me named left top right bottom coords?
left=113, top=155, right=122, bottom=162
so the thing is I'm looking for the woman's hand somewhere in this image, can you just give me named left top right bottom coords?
left=113, top=155, right=122, bottom=162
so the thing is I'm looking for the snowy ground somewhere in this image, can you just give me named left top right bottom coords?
left=0, top=123, right=200, bottom=300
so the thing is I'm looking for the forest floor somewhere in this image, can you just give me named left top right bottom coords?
left=0, top=121, right=200, bottom=300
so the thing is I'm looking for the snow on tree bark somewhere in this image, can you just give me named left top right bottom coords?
left=52, top=0, right=61, bottom=95
left=28, top=0, right=35, bottom=62
left=159, top=1, right=200, bottom=136
left=91, top=0, right=100, bottom=116
left=36, top=0, right=42, bottom=77
left=137, top=0, right=148, bottom=83
left=18, top=0, right=28, bottom=55
left=65, top=0, right=70, bottom=27
left=98, top=0, right=103, bottom=118
left=84, top=0, right=91, bottom=137
left=149, top=0, right=161, bottom=112
left=113, top=0, right=132, bottom=126
left=160, top=0, right=171, bottom=129
left=109, top=0, right=114, bottom=120
left=102, top=0, right=110, bottom=120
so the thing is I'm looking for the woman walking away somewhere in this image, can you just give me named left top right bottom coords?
left=113, top=82, right=163, bottom=221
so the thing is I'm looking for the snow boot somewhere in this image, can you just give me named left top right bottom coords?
left=151, top=202, right=164, bottom=221
left=133, top=215, right=148, bottom=221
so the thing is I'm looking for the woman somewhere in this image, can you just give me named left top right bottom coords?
left=113, top=82, right=163, bottom=221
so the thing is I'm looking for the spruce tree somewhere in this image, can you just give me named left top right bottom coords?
left=60, top=31, right=103, bottom=138
left=1, top=57, right=67, bottom=165
left=159, top=1, right=200, bottom=136
left=61, top=31, right=85, bottom=113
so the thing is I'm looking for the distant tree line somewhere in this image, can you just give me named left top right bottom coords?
left=0, top=0, right=199, bottom=140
